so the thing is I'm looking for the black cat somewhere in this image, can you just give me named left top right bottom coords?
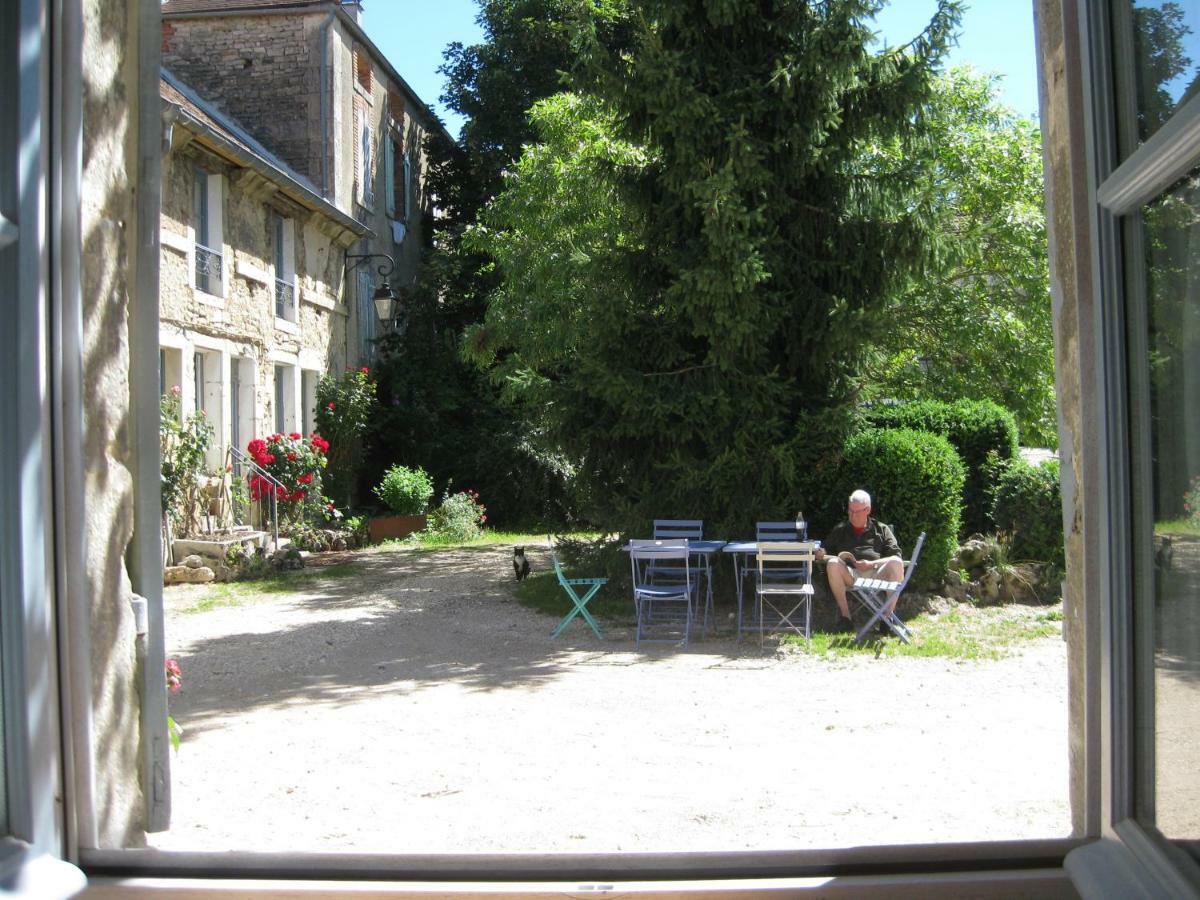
left=513, top=547, right=531, bottom=581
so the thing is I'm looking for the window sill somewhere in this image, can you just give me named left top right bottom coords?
left=234, top=257, right=271, bottom=287
left=301, top=289, right=336, bottom=312
left=194, top=290, right=225, bottom=309
left=274, top=317, right=300, bottom=335
left=1066, top=824, right=1200, bottom=898
left=2, top=848, right=86, bottom=900
left=160, top=230, right=189, bottom=256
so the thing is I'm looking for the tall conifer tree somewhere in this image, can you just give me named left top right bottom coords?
left=470, top=0, right=962, bottom=534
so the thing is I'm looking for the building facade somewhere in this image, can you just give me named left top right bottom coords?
left=159, top=70, right=368, bottom=470
left=160, top=0, right=445, bottom=372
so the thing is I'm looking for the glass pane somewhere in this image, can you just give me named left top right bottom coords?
left=1134, top=168, right=1200, bottom=860
left=1124, top=2, right=1200, bottom=148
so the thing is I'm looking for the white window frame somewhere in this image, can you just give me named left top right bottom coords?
left=32, top=1, right=1169, bottom=896
left=192, top=168, right=225, bottom=299
left=272, top=212, right=297, bottom=325
left=1061, top=2, right=1200, bottom=896
left=272, top=360, right=299, bottom=436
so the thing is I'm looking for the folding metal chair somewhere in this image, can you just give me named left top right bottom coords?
left=629, top=541, right=697, bottom=647
left=849, top=531, right=926, bottom=645
left=549, top=553, right=607, bottom=640
left=755, top=541, right=817, bottom=646
left=649, top=520, right=717, bottom=630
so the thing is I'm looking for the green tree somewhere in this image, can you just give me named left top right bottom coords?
left=366, top=1, right=630, bottom=527
left=861, top=68, right=1056, bottom=446
left=467, top=0, right=962, bottom=535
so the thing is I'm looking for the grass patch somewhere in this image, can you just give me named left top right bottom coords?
left=1156, top=518, right=1200, bottom=538
left=782, top=601, right=1063, bottom=660
left=513, top=571, right=634, bottom=625
left=182, top=562, right=359, bottom=613
left=373, top=530, right=559, bottom=552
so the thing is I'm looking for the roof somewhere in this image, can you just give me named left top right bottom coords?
left=161, top=68, right=369, bottom=241
left=160, top=0, right=455, bottom=145
left=161, top=0, right=328, bottom=12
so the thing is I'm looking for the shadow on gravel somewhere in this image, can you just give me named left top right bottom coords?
left=167, top=544, right=763, bottom=740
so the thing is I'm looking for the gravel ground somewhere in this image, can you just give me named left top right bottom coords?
left=149, top=543, right=1071, bottom=854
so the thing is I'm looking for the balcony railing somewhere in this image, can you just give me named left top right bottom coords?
left=275, top=277, right=296, bottom=321
left=194, top=242, right=223, bottom=295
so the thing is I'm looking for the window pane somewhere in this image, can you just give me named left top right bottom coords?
left=1122, top=2, right=1200, bottom=149
left=1134, top=168, right=1200, bottom=861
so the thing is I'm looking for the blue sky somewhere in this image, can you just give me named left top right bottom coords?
left=362, top=1, right=1040, bottom=139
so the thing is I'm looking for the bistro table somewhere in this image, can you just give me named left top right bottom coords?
left=722, top=539, right=822, bottom=639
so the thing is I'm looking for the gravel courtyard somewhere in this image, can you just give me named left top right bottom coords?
left=149, top=543, right=1071, bottom=854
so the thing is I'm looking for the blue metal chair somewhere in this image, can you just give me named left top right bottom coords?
left=650, top=520, right=714, bottom=631
left=629, top=540, right=696, bottom=647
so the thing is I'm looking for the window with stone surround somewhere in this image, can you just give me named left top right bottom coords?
left=353, top=96, right=373, bottom=208
left=192, top=166, right=224, bottom=297
left=272, top=212, right=296, bottom=322
left=354, top=45, right=372, bottom=94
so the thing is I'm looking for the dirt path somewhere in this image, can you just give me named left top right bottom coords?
left=150, top=544, right=1071, bottom=854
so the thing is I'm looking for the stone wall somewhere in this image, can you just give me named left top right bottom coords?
left=1034, top=0, right=1099, bottom=837
left=81, top=0, right=145, bottom=847
left=160, top=138, right=349, bottom=448
left=162, top=13, right=324, bottom=185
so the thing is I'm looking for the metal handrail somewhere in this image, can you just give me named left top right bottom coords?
left=228, top=445, right=282, bottom=551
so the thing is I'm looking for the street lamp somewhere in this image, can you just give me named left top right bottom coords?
left=343, top=251, right=397, bottom=328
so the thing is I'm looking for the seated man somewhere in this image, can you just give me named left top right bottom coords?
left=815, top=489, right=904, bottom=634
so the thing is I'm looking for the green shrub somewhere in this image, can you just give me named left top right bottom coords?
left=991, top=458, right=1064, bottom=568
left=426, top=489, right=487, bottom=542
left=373, top=464, right=434, bottom=515
left=835, top=428, right=965, bottom=589
left=862, top=399, right=1019, bottom=536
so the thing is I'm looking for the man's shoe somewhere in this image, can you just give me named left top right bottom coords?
left=833, top=616, right=854, bottom=635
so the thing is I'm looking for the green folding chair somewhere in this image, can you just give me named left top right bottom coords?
left=549, top=547, right=607, bottom=640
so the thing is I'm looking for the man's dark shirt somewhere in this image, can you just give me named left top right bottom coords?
left=823, top=517, right=901, bottom=562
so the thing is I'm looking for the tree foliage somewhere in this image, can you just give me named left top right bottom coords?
left=365, top=0, right=622, bottom=526
left=467, top=0, right=963, bottom=535
left=861, top=68, right=1056, bottom=446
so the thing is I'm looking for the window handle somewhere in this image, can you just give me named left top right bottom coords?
left=0, top=212, right=16, bottom=250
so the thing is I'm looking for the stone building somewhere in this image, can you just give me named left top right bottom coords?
left=159, top=69, right=368, bottom=468
left=160, top=0, right=448, bottom=372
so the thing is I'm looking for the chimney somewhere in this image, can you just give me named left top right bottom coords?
left=341, top=1, right=363, bottom=24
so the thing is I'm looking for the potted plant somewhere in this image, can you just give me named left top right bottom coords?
left=369, top=464, right=434, bottom=542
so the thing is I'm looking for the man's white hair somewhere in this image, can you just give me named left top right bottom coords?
left=849, top=489, right=871, bottom=508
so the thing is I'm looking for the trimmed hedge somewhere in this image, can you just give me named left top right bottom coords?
left=991, top=458, right=1064, bottom=568
left=862, top=399, right=1019, bottom=536
left=834, top=428, right=965, bottom=589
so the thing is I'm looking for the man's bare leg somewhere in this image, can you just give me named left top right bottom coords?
left=825, top=559, right=855, bottom=618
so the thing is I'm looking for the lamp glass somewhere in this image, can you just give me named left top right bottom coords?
left=373, top=285, right=396, bottom=324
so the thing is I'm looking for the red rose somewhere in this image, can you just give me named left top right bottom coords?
left=298, top=472, right=313, bottom=484
left=327, top=402, right=336, bottom=411
left=360, top=366, right=369, bottom=374
left=287, top=453, right=297, bottom=461
left=289, top=432, right=301, bottom=440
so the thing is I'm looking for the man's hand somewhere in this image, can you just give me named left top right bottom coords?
left=854, top=558, right=873, bottom=572
left=814, top=547, right=826, bottom=560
